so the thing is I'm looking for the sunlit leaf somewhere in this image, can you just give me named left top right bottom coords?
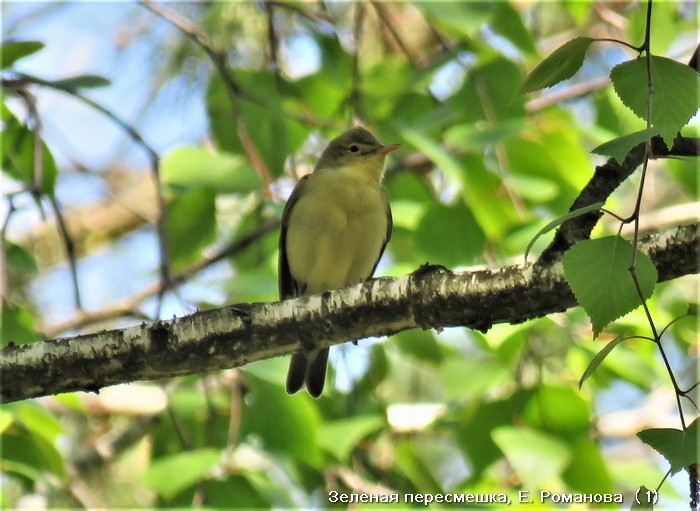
left=491, top=2, right=536, bottom=56
left=637, top=419, right=699, bottom=474
left=318, top=415, right=384, bottom=461
left=162, top=146, right=260, bottom=195
left=492, top=426, right=571, bottom=489
left=393, top=329, right=444, bottom=364
left=5, top=241, right=38, bottom=276
left=632, top=485, right=657, bottom=509
left=398, top=126, right=463, bottom=183
left=416, top=202, right=486, bottom=267
left=524, top=202, right=604, bottom=262
left=419, top=2, right=495, bottom=39
left=441, top=358, right=510, bottom=400
left=523, top=385, right=590, bottom=435
left=1, top=301, right=40, bottom=347
left=578, top=333, right=629, bottom=388
left=142, top=449, right=220, bottom=500
left=50, top=74, right=111, bottom=90
left=610, top=56, right=700, bottom=144
left=240, top=378, right=321, bottom=463
left=563, top=237, right=658, bottom=337
left=1, top=111, right=58, bottom=194
left=521, top=37, right=595, bottom=93
left=165, top=189, right=217, bottom=270
left=592, top=127, right=660, bottom=163
left=1, top=40, right=44, bottom=69
left=563, top=438, right=614, bottom=494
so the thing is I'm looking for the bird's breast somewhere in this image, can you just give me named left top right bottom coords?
left=285, top=170, right=389, bottom=293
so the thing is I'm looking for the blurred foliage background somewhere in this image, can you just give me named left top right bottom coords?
left=1, top=1, right=698, bottom=508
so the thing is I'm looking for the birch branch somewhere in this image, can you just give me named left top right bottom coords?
left=1, top=223, right=697, bottom=403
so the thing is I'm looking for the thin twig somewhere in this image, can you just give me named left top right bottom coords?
left=9, top=72, right=172, bottom=318
left=350, top=0, right=365, bottom=121
left=267, top=1, right=333, bottom=25
left=369, top=1, right=418, bottom=67
left=0, top=197, right=16, bottom=301
left=47, top=194, right=82, bottom=310
left=265, top=1, right=282, bottom=82
left=44, top=219, right=279, bottom=337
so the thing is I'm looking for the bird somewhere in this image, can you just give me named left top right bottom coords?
left=278, top=126, right=400, bottom=398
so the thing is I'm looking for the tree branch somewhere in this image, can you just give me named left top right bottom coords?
left=537, top=135, right=700, bottom=266
left=2, top=223, right=696, bottom=403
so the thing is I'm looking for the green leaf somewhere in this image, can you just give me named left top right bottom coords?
left=592, top=127, right=660, bottom=163
left=492, top=426, right=571, bottom=489
left=459, top=154, right=520, bottom=240
left=165, top=189, right=217, bottom=270
left=17, top=404, right=63, bottom=443
left=610, top=56, right=700, bottom=144
left=394, top=438, right=443, bottom=493
left=523, top=385, right=590, bottom=436
left=632, top=486, right=657, bottom=509
left=1, top=110, right=58, bottom=194
left=1, top=40, right=44, bottom=69
left=318, top=415, right=384, bottom=461
left=50, top=74, right=111, bottom=90
left=509, top=174, right=559, bottom=202
left=1, top=300, right=40, bottom=347
left=562, top=437, right=614, bottom=494
left=353, top=343, right=389, bottom=395
left=419, top=2, right=495, bottom=39
left=456, top=394, right=527, bottom=478
left=491, top=2, right=536, bottom=56
left=1, top=426, right=65, bottom=479
left=578, top=333, right=629, bottom=389
left=637, top=419, right=699, bottom=474
left=162, top=146, right=260, bottom=195
left=207, top=71, right=306, bottom=177
left=199, top=476, right=270, bottom=508
left=5, top=241, right=38, bottom=275
left=240, top=378, right=321, bottom=463
left=521, top=37, right=595, bottom=93
left=398, top=126, right=462, bottom=183
left=142, top=449, right=220, bottom=500
left=416, top=202, right=486, bottom=267
left=444, top=119, right=526, bottom=148
left=394, top=329, right=444, bottom=364
left=441, top=358, right=510, bottom=400
left=563, top=236, right=658, bottom=337
left=524, top=202, right=604, bottom=262
left=0, top=410, right=14, bottom=434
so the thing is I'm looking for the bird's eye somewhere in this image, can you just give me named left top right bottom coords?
left=349, top=144, right=360, bottom=153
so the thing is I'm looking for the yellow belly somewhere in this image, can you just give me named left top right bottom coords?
left=285, top=169, right=388, bottom=294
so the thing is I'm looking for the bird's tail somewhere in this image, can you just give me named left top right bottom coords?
left=286, top=348, right=329, bottom=398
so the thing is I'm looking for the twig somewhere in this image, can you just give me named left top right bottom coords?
left=47, top=195, right=82, bottom=310
left=525, top=77, right=610, bottom=112
left=44, top=219, right=279, bottom=337
left=536, top=135, right=700, bottom=266
left=9, top=72, right=172, bottom=318
left=266, top=1, right=333, bottom=25
left=370, top=1, right=418, bottom=67
left=139, top=1, right=274, bottom=196
left=0, top=197, right=16, bottom=300
left=349, top=0, right=365, bottom=121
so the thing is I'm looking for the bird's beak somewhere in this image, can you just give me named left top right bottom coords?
left=376, top=143, right=401, bottom=156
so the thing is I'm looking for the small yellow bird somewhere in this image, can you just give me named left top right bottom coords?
left=279, top=127, right=400, bottom=398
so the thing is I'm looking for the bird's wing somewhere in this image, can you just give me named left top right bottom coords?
left=369, top=188, right=393, bottom=279
left=278, top=175, right=310, bottom=299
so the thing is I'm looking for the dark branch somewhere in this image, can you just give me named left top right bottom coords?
left=537, top=135, right=700, bottom=266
